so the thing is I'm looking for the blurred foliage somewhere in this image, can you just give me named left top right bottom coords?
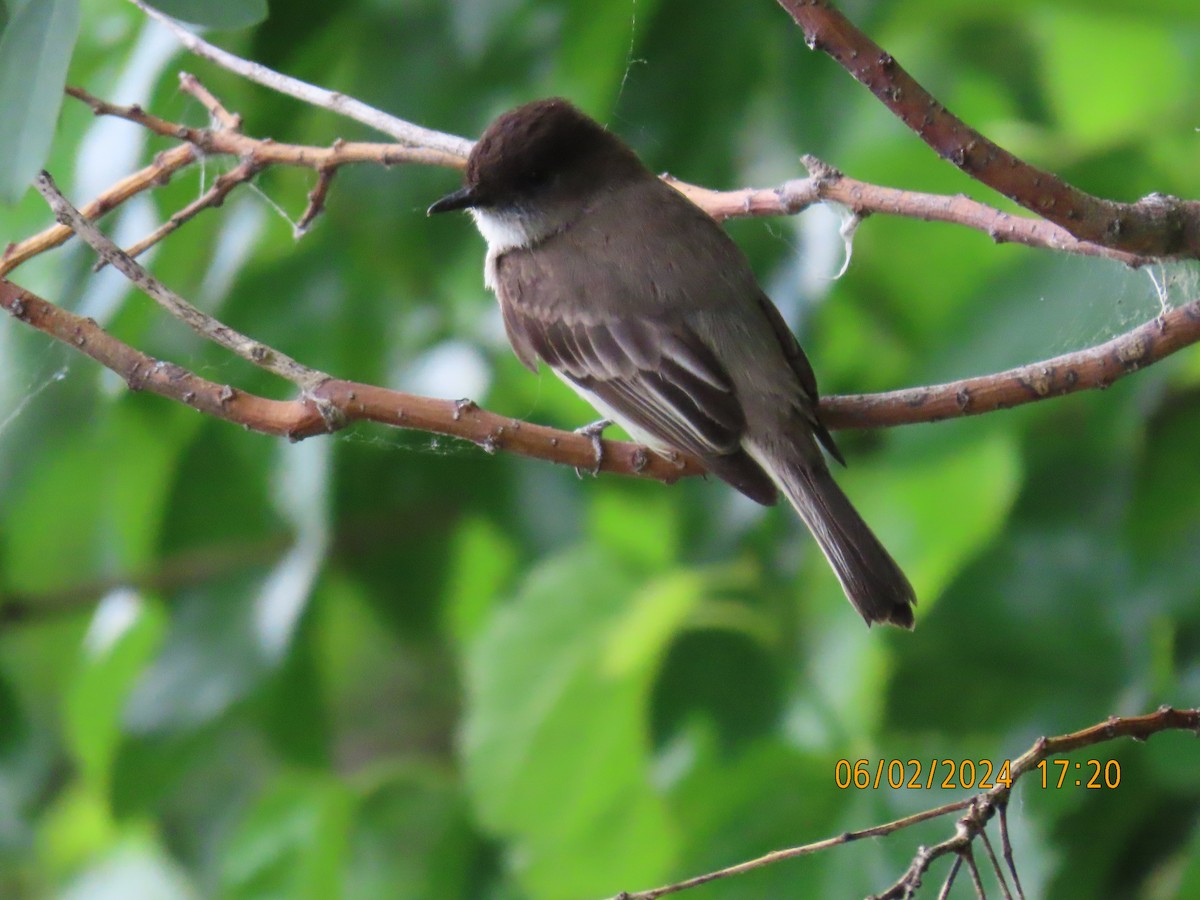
left=0, top=0, right=79, bottom=203
left=1, top=0, right=1199, bottom=897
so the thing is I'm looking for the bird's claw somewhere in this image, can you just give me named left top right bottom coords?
left=574, top=418, right=612, bottom=477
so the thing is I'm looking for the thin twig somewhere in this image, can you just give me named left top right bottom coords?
left=820, top=298, right=1200, bottom=430
left=612, top=797, right=977, bottom=899
left=0, top=280, right=702, bottom=484
left=998, top=804, right=1024, bottom=900
left=130, top=0, right=474, bottom=159
left=0, top=144, right=197, bottom=277
left=963, top=846, right=986, bottom=899
left=667, top=161, right=1150, bottom=268
left=92, top=74, right=252, bottom=268
left=936, top=854, right=962, bottom=900
left=98, top=157, right=262, bottom=269
left=978, top=829, right=1013, bottom=900
left=611, top=707, right=1200, bottom=900
left=65, top=86, right=463, bottom=170
left=31, top=171, right=327, bottom=389
left=179, top=70, right=240, bottom=129
left=297, top=163, right=337, bottom=234
left=776, top=0, right=1200, bottom=258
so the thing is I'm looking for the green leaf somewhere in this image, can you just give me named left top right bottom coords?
left=220, top=772, right=353, bottom=900
left=1128, top=392, right=1200, bottom=575
left=1036, top=9, right=1184, bottom=148
left=1, top=426, right=109, bottom=595
left=64, top=597, right=167, bottom=794
left=668, top=731, right=840, bottom=896
left=586, top=481, right=679, bottom=570
left=0, top=0, right=79, bottom=203
left=122, top=578, right=277, bottom=735
left=37, top=783, right=118, bottom=878
left=443, top=515, right=518, bottom=647
left=144, top=0, right=267, bottom=30
left=344, top=765, right=479, bottom=900
left=463, top=547, right=699, bottom=897
left=1176, top=816, right=1200, bottom=897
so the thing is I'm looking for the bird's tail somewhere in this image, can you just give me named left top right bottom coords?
left=771, top=452, right=916, bottom=628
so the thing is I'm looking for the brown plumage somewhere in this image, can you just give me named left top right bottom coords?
left=430, top=98, right=916, bottom=628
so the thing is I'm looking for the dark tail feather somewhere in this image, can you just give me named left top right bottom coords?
left=777, top=460, right=916, bottom=628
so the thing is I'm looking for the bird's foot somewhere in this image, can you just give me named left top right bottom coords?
left=574, top=418, right=612, bottom=477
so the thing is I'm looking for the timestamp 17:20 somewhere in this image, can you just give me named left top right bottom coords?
left=1037, top=758, right=1121, bottom=789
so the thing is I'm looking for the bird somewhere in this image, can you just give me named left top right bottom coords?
left=428, top=98, right=915, bottom=628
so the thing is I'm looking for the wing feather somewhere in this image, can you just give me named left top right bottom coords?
left=490, top=189, right=786, bottom=505
left=524, top=310, right=744, bottom=455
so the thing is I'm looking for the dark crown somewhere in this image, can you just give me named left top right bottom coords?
left=465, top=98, right=643, bottom=200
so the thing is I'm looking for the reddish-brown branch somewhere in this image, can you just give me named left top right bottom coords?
left=98, top=157, right=263, bottom=270
left=61, top=84, right=1152, bottom=270
left=0, top=143, right=197, bottom=277
left=297, top=163, right=337, bottom=233
left=178, top=71, right=241, bottom=129
left=6, top=275, right=1199, bottom=483
left=667, top=160, right=1149, bottom=268
left=0, top=279, right=703, bottom=484
left=64, top=86, right=466, bottom=172
left=93, top=74, right=257, bottom=268
left=820, top=297, right=1200, bottom=429
left=34, top=171, right=327, bottom=388
left=776, top=0, right=1200, bottom=259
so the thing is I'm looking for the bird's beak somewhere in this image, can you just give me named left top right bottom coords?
left=427, top=185, right=480, bottom=215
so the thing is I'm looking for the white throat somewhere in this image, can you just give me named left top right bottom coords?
left=470, top=207, right=532, bottom=292
left=470, top=207, right=535, bottom=254
left=471, top=207, right=549, bottom=292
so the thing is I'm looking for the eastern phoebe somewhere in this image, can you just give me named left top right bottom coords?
left=429, top=98, right=915, bottom=628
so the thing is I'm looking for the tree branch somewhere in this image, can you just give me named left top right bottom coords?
left=6, top=265, right=1198, bottom=494
left=819, top=297, right=1200, bottom=429
left=666, top=159, right=1150, bottom=268
left=32, top=171, right=329, bottom=390
left=129, top=0, right=474, bottom=159
left=62, top=82, right=1154, bottom=270
left=776, top=0, right=1200, bottom=259
left=612, top=706, right=1200, bottom=900
left=65, top=83, right=464, bottom=170
left=79, top=9, right=1168, bottom=269
left=0, top=279, right=703, bottom=484
left=4, top=16, right=1197, bottom=502
left=0, top=142, right=197, bottom=278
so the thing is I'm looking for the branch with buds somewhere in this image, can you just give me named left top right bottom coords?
left=614, top=706, right=1200, bottom=900
left=3, top=5, right=1198, bottom=898
left=4, top=63, right=1197, bottom=485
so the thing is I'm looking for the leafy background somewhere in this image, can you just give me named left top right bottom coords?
left=1, top=0, right=1199, bottom=897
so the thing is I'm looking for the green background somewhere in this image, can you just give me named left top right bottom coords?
left=1, top=0, right=1199, bottom=897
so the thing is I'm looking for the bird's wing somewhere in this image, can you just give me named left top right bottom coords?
left=512, top=307, right=741, bottom=454
left=752, top=293, right=845, bottom=466
left=497, top=266, right=778, bottom=505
